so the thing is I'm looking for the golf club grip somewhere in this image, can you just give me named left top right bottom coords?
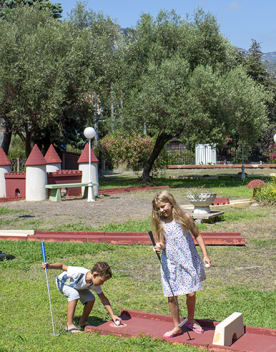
left=41, top=242, right=46, bottom=263
left=148, top=231, right=161, bottom=261
left=148, top=231, right=156, bottom=246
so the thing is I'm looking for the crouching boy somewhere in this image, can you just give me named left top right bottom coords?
left=42, top=261, right=120, bottom=333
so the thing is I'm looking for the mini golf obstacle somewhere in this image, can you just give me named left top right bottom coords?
left=85, top=310, right=276, bottom=352
left=0, top=230, right=245, bottom=246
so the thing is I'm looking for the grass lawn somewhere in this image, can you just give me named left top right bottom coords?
left=0, top=238, right=275, bottom=352
left=100, top=173, right=272, bottom=199
left=0, top=174, right=275, bottom=351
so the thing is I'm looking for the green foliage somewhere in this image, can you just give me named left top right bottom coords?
left=0, top=0, right=62, bottom=19
left=244, top=40, right=273, bottom=87
left=167, top=150, right=195, bottom=165
left=0, top=5, right=92, bottom=154
left=118, top=9, right=271, bottom=181
left=255, top=177, right=276, bottom=204
left=100, top=132, right=154, bottom=171
left=7, top=134, right=25, bottom=159
left=0, top=3, right=123, bottom=155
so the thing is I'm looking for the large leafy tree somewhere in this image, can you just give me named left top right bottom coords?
left=118, top=10, right=271, bottom=181
left=241, top=40, right=276, bottom=161
left=0, top=0, right=62, bottom=19
left=68, top=1, right=125, bottom=142
left=0, top=5, right=98, bottom=155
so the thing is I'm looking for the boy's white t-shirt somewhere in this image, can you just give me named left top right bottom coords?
left=56, top=266, right=102, bottom=294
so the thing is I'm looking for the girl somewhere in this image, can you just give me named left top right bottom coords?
left=152, top=190, right=211, bottom=338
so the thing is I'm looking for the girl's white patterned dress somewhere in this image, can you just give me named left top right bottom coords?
left=160, top=220, right=206, bottom=297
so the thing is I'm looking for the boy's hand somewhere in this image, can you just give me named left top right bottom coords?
left=112, top=315, right=121, bottom=323
left=42, top=262, right=48, bottom=269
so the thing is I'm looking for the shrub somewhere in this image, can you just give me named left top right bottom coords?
left=267, top=143, right=276, bottom=163
left=100, top=132, right=154, bottom=171
left=255, top=177, right=276, bottom=204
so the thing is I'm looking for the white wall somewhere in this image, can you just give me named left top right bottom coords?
left=195, top=144, right=217, bottom=165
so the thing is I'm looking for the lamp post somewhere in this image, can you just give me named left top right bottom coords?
left=274, top=134, right=276, bottom=143
left=84, top=127, right=96, bottom=202
left=241, top=139, right=245, bottom=181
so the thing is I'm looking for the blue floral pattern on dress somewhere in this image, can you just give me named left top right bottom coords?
left=160, top=221, right=206, bottom=297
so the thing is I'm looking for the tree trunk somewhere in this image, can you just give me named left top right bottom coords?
left=1, top=128, right=12, bottom=155
left=25, top=131, right=32, bottom=157
left=142, top=132, right=172, bottom=182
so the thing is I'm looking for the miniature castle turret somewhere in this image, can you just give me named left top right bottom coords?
left=0, top=147, right=11, bottom=197
left=78, top=143, right=99, bottom=196
left=45, top=144, right=61, bottom=172
left=25, top=144, right=47, bottom=201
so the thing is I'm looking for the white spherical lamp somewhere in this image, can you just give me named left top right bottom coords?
left=273, top=134, right=276, bottom=144
left=84, top=127, right=96, bottom=140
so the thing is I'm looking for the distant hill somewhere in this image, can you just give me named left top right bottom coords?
left=263, top=52, right=276, bottom=63
left=262, top=52, right=276, bottom=77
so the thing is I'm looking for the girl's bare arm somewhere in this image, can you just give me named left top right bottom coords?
left=186, top=214, right=211, bottom=264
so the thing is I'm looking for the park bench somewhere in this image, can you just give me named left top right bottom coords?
left=45, top=182, right=97, bottom=202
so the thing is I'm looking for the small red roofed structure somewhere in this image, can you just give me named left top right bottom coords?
left=44, top=144, right=61, bottom=164
left=78, top=143, right=98, bottom=163
left=247, top=179, right=266, bottom=199
left=25, top=144, right=47, bottom=166
left=0, top=147, right=11, bottom=166
left=0, top=147, right=11, bottom=197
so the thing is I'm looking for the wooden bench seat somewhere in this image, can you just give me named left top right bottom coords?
left=45, top=182, right=97, bottom=201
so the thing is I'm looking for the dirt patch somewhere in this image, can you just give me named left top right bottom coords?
left=0, top=191, right=156, bottom=229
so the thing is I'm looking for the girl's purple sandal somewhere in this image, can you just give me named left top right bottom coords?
left=184, top=320, right=204, bottom=334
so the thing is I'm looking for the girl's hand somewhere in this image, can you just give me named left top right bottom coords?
left=203, top=256, right=211, bottom=267
left=154, top=242, right=165, bottom=254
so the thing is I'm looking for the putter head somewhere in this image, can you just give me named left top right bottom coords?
left=178, top=317, right=188, bottom=328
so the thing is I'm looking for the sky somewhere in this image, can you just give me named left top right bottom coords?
left=57, top=0, right=276, bottom=53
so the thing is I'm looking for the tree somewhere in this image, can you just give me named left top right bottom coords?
left=245, top=40, right=271, bottom=86
left=236, top=39, right=276, bottom=162
left=118, top=10, right=271, bottom=181
left=0, top=5, right=98, bottom=155
left=0, top=0, right=62, bottom=19
left=68, top=1, right=125, bottom=141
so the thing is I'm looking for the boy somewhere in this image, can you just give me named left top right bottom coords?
left=42, top=261, right=121, bottom=333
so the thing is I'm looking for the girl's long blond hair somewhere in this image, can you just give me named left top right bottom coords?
left=152, top=190, right=191, bottom=243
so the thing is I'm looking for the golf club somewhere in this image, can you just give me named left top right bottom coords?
left=41, top=242, right=59, bottom=336
left=148, top=231, right=191, bottom=337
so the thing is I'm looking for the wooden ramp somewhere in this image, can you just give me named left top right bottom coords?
left=85, top=310, right=276, bottom=352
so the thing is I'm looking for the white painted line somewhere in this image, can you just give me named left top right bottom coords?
left=0, top=230, right=35, bottom=237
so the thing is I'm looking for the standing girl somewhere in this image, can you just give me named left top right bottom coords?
left=152, top=190, right=211, bottom=338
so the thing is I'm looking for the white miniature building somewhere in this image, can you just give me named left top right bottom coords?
left=44, top=144, right=61, bottom=172
left=0, top=147, right=11, bottom=198
left=25, top=144, right=47, bottom=201
left=195, top=144, right=217, bottom=165
left=78, top=143, right=99, bottom=197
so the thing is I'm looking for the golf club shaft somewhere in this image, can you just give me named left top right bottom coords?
left=41, top=242, right=57, bottom=336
